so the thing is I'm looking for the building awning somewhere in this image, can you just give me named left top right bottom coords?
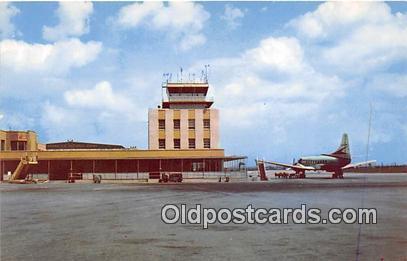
left=162, top=101, right=213, bottom=108
left=223, top=156, right=248, bottom=162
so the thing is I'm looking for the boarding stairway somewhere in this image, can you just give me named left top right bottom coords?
left=9, top=154, right=38, bottom=182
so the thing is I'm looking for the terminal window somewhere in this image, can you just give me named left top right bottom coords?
left=159, top=119, right=165, bottom=130
left=203, top=119, right=210, bottom=129
left=173, top=119, right=180, bottom=130
left=1, top=140, right=4, bottom=151
left=174, top=139, right=180, bottom=149
left=192, top=162, right=204, bottom=171
left=204, top=138, right=210, bottom=148
left=158, top=139, right=165, bottom=149
left=189, top=139, right=195, bottom=149
left=188, top=119, right=195, bottom=129
left=11, top=141, right=26, bottom=151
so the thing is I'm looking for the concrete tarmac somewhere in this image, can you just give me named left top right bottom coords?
left=1, top=173, right=406, bottom=260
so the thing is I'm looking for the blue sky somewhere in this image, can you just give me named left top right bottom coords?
left=1, top=1, right=406, bottom=165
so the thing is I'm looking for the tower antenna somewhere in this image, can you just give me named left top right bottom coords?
left=204, top=64, right=210, bottom=83
left=365, top=103, right=373, bottom=161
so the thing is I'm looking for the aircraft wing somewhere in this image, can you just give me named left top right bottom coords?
left=342, top=160, right=376, bottom=170
left=260, top=160, right=316, bottom=171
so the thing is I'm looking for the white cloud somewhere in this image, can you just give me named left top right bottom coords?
left=151, top=2, right=208, bottom=32
left=179, top=33, right=206, bottom=51
left=42, top=2, right=93, bottom=41
left=0, top=2, right=20, bottom=38
left=116, top=1, right=161, bottom=28
left=115, top=2, right=210, bottom=50
left=189, top=36, right=343, bottom=129
left=0, top=113, right=3, bottom=121
left=41, top=81, right=144, bottom=145
left=64, top=81, right=134, bottom=113
left=244, top=37, right=304, bottom=73
left=221, top=4, right=245, bottom=29
left=0, top=39, right=102, bottom=75
left=290, top=2, right=407, bottom=75
left=290, top=2, right=393, bottom=39
left=216, top=70, right=342, bottom=128
left=321, top=23, right=407, bottom=74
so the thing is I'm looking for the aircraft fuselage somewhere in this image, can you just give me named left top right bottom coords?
left=298, top=155, right=351, bottom=172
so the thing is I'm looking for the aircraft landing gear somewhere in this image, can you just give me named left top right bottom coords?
left=296, top=171, right=306, bottom=179
left=332, top=171, right=344, bottom=179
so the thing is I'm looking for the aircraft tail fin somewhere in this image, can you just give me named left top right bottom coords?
left=330, top=133, right=350, bottom=159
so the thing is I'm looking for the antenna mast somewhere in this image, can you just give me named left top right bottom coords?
left=204, top=64, right=210, bottom=83
left=365, top=103, right=373, bottom=161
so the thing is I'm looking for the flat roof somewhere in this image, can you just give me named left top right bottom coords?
left=0, top=149, right=227, bottom=160
left=46, top=141, right=125, bottom=150
left=165, top=83, right=209, bottom=87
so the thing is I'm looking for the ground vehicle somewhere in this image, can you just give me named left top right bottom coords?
left=159, top=173, right=183, bottom=183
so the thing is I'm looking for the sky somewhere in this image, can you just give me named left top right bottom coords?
left=0, top=1, right=406, bottom=165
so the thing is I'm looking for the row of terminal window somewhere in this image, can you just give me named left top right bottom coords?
left=0, top=140, right=26, bottom=151
left=158, top=119, right=210, bottom=130
left=158, top=138, right=210, bottom=149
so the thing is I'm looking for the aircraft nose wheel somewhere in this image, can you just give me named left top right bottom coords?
left=332, top=172, right=344, bottom=179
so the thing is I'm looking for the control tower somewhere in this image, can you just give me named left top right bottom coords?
left=148, top=73, right=219, bottom=150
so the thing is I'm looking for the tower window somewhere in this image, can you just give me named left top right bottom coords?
left=203, top=119, right=210, bottom=129
left=159, top=139, right=165, bottom=149
left=204, top=138, right=210, bottom=148
left=159, top=119, right=165, bottom=130
left=174, top=139, right=180, bottom=149
left=173, top=119, right=180, bottom=130
left=188, top=139, right=195, bottom=149
left=188, top=119, right=195, bottom=129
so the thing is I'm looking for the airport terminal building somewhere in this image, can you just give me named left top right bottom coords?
left=0, top=78, right=246, bottom=181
